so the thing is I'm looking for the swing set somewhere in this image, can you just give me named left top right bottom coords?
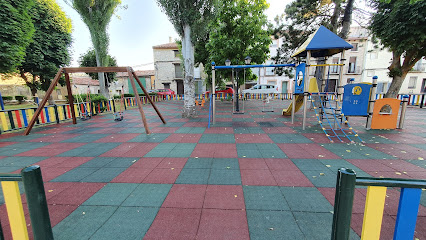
left=24, top=67, right=166, bottom=135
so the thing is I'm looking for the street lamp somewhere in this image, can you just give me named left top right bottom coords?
left=225, top=59, right=231, bottom=66
left=245, top=56, right=251, bottom=65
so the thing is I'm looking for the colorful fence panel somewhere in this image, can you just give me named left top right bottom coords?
left=375, top=93, right=426, bottom=106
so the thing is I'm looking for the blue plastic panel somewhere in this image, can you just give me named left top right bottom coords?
left=294, top=63, right=306, bottom=94
left=393, top=188, right=422, bottom=240
left=342, top=83, right=371, bottom=116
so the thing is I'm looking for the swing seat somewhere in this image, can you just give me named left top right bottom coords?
left=114, top=112, right=124, bottom=121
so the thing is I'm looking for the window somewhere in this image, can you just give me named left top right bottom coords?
left=376, top=83, right=384, bottom=93
left=331, top=58, right=339, bottom=73
left=164, top=83, right=170, bottom=89
left=351, top=43, right=358, bottom=51
left=174, top=64, right=183, bottom=78
left=367, top=70, right=375, bottom=77
left=260, top=85, right=267, bottom=89
left=173, top=50, right=181, bottom=58
left=348, top=57, right=357, bottom=73
left=408, top=77, right=417, bottom=89
left=370, top=52, right=378, bottom=59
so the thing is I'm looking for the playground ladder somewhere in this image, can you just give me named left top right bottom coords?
left=311, top=93, right=363, bottom=143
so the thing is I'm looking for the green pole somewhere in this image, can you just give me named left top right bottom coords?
left=331, top=168, right=356, bottom=240
left=21, top=166, right=53, bottom=240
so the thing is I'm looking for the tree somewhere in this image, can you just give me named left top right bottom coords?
left=65, top=0, right=122, bottom=98
left=78, top=49, right=118, bottom=84
left=369, top=0, right=425, bottom=98
left=0, top=0, right=34, bottom=73
left=157, top=0, right=216, bottom=118
left=205, top=0, right=272, bottom=86
left=18, top=0, right=72, bottom=96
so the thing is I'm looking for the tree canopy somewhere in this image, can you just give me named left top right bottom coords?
left=369, top=0, right=425, bottom=98
left=0, top=0, right=35, bottom=73
left=78, top=49, right=118, bottom=84
left=66, top=0, right=122, bottom=98
left=205, top=0, right=272, bottom=85
left=19, top=0, right=72, bottom=95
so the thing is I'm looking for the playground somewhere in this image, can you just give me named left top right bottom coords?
left=0, top=99, right=425, bottom=239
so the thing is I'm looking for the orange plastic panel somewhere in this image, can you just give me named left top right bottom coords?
left=371, top=98, right=401, bottom=129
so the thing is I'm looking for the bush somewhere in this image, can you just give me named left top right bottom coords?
left=15, top=95, right=25, bottom=103
left=91, top=94, right=108, bottom=104
left=123, top=93, right=134, bottom=98
left=1, top=96, right=13, bottom=101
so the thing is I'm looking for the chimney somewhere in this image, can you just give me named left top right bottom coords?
left=169, top=36, right=172, bottom=43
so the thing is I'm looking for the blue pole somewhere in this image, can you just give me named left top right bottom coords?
left=0, top=91, right=4, bottom=110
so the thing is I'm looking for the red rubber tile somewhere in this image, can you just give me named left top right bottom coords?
left=376, top=159, right=425, bottom=172
left=143, top=168, right=182, bottom=184
left=183, top=122, right=208, bottom=127
left=366, top=144, right=426, bottom=160
left=35, top=157, right=72, bottom=168
left=163, top=134, right=202, bottom=143
left=48, top=182, right=105, bottom=205
left=196, top=209, right=249, bottom=240
left=99, top=143, right=140, bottom=157
left=131, top=158, right=163, bottom=168
left=318, top=188, right=366, bottom=214
left=366, top=171, right=412, bottom=179
left=94, top=133, right=140, bottom=142
left=41, top=167, right=74, bottom=182
left=28, top=134, right=80, bottom=142
left=404, top=171, right=426, bottom=179
left=302, top=133, right=332, bottom=143
left=157, top=158, right=188, bottom=169
left=35, top=157, right=93, bottom=168
left=36, top=127, right=78, bottom=134
left=162, top=184, right=207, bottom=208
left=271, top=170, right=314, bottom=187
left=203, top=185, right=245, bottom=210
left=278, top=143, right=340, bottom=159
left=48, top=204, right=79, bottom=226
left=377, top=133, right=426, bottom=144
left=204, top=127, right=234, bottom=134
left=234, top=134, right=273, bottom=143
left=91, top=128, right=127, bottom=134
left=264, top=158, right=299, bottom=171
left=191, top=144, right=237, bottom=158
left=0, top=142, right=17, bottom=147
left=240, top=169, right=277, bottom=186
left=348, top=159, right=396, bottom=172
left=262, top=127, right=296, bottom=134
left=416, top=217, right=426, bottom=239
left=42, top=182, right=76, bottom=201
left=216, top=118, right=233, bottom=122
left=111, top=168, right=153, bottom=183
left=238, top=158, right=268, bottom=170
left=125, top=143, right=159, bottom=157
left=16, top=143, right=84, bottom=157
left=151, top=127, right=179, bottom=133
left=144, top=208, right=201, bottom=240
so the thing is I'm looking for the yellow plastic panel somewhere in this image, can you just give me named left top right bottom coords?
left=361, top=186, right=387, bottom=240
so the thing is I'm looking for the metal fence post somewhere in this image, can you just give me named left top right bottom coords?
left=331, top=168, right=356, bottom=240
left=398, top=95, right=409, bottom=129
left=21, top=166, right=53, bottom=240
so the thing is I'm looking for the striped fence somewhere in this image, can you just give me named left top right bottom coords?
left=331, top=168, right=425, bottom=240
left=0, top=166, right=53, bottom=239
left=375, top=93, right=426, bottom=106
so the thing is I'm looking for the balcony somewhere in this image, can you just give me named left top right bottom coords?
left=345, top=66, right=361, bottom=75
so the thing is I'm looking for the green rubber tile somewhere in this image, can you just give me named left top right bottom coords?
left=319, top=159, right=371, bottom=177
left=208, top=169, right=241, bottom=185
left=257, top=121, right=285, bottom=127
left=0, top=134, right=49, bottom=142
left=81, top=168, right=126, bottom=182
left=62, top=134, right=109, bottom=143
left=89, top=206, right=159, bottom=240
left=184, top=158, right=213, bottom=169
left=50, top=168, right=99, bottom=182
left=280, top=187, right=332, bottom=212
left=58, top=143, right=120, bottom=157
left=291, top=126, right=322, bottom=134
left=233, top=118, right=254, bottom=122
left=119, top=128, right=147, bottom=134
left=175, top=127, right=206, bottom=134
left=211, top=158, right=239, bottom=170
left=105, top=157, right=139, bottom=168
left=167, top=148, right=194, bottom=158
left=0, top=143, right=50, bottom=156
left=0, top=166, right=21, bottom=173
left=247, top=210, right=303, bottom=240
left=234, top=127, right=265, bottom=134
left=321, top=143, right=395, bottom=159
left=212, top=122, right=233, bottom=127
left=52, top=205, right=117, bottom=240
left=158, top=122, right=186, bottom=127
left=260, top=148, right=287, bottom=158
left=0, top=156, right=47, bottom=167
left=145, top=143, right=196, bottom=158
left=291, top=159, right=332, bottom=172
left=293, top=212, right=360, bottom=240
left=358, top=133, right=396, bottom=144
left=56, top=147, right=92, bottom=157
left=79, top=157, right=117, bottom=168
left=238, top=149, right=263, bottom=158
left=243, top=186, right=289, bottom=211
left=421, top=191, right=426, bottom=207
left=268, top=134, right=313, bottom=143
left=122, top=183, right=172, bottom=207
left=127, top=133, right=170, bottom=142
left=410, top=144, right=426, bottom=150
left=406, top=160, right=426, bottom=169
left=175, top=168, right=210, bottom=184
left=301, top=169, right=337, bottom=188
left=83, top=183, right=139, bottom=206
left=237, top=144, right=286, bottom=158
left=199, top=134, right=235, bottom=143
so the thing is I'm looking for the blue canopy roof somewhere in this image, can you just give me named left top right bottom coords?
left=292, top=26, right=353, bottom=58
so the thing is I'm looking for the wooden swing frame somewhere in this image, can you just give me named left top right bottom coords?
left=24, top=66, right=166, bottom=135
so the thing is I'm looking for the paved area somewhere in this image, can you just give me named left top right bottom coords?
left=0, top=99, right=425, bottom=239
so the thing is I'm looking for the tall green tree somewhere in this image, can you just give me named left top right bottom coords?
left=370, top=0, right=425, bottom=98
left=65, top=0, right=121, bottom=98
left=18, top=0, right=72, bottom=96
left=157, top=0, right=216, bottom=118
left=205, top=0, right=272, bottom=85
left=78, top=49, right=117, bottom=83
left=0, top=0, right=35, bottom=73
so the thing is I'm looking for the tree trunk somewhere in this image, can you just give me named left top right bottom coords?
left=339, top=0, right=354, bottom=39
left=330, top=0, right=342, bottom=33
left=94, top=49, right=109, bottom=98
left=182, top=24, right=196, bottom=118
left=20, top=70, right=38, bottom=99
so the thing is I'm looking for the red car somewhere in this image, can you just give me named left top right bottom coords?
left=156, top=89, right=175, bottom=95
left=205, top=87, right=235, bottom=95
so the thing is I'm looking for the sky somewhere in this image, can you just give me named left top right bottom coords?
left=58, top=0, right=291, bottom=70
